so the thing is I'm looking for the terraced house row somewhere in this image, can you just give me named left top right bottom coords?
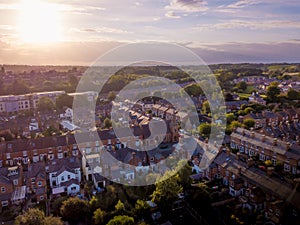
left=230, top=127, right=300, bottom=175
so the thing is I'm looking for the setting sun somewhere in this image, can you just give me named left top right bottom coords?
left=17, top=0, right=62, bottom=43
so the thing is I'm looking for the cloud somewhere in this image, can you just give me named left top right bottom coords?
left=194, top=20, right=300, bottom=31
left=165, top=0, right=208, bottom=13
left=165, top=11, right=181, bottom=19
left=218, top=0, right=299, bottom=11
left=72, top=27, right=131, bottom=34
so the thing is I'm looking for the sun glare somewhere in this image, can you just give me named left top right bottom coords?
left=17, top=0, right=62, bottom=44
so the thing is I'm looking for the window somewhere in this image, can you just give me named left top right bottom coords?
left=6, top=153, right=10, bottom=159
left=58, top=153, right=63, bottom=159
left=40, top=195, right=44, bottom=200
left=61, top=176, right=64, bottom=181
left=23, top=157, right=28, bottom=164
left=37, top=181, right=42, bottom=187
left=23, top=151, right=27, bottom=157
left=13, top=179, right=18, bottom=185
left=1, top=187, right=6, bottom=193
left=259, top=154, right=265, bottom=161
left=33, top=156, right=39, bottom=163
left=292, top=167, right=297, bottom=174
left=2, top=200, right=8, bottom=207
left=284, top=163, right=291, bottom=172
left=72, top=149, right=78, bottom=156
left=48, top=154, right=54, bottom=160
left=67, top=175, right=71, bottom=180
left=86, top=148, right=91, bottom=154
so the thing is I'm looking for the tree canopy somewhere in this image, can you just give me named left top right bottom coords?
left=266, top=83, right=280, bottom=102
left=60, top=197, right=91, bottom=224
left=15, top=208, right=63, bottom=225
left=107, top=215, right=135, bottom=225
left=37, top=97, right=55, bottom=112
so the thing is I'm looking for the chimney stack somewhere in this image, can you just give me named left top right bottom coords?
left=238, top=166, right=242, bottom=175
left=286, top=142, right=291, bottom=151
left=273, top=138, right=277, bottom=146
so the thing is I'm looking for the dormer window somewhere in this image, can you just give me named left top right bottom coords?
left=8, top=166, right=18, bottom=176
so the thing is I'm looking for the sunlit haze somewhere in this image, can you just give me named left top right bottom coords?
left=17, top=0, right=62, bottom=43
left=0, top=0, right=300, bottom=64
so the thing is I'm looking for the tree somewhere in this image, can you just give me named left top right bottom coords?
left=43, top=126, right=61, bottom=137
left=115, top=200, right=125, bottom=214
left=68, top=75, right=78, bottom=92
left=93, top=208, right=106, bottom=225
left=15, top=208, right=63, bottom=225
left=265, top=160, right=272, bottom=167
left=15, top=208, right=45, bottom=225
left=287, top=88, right=299, bottom=100
left=243, top=119, right=255, bottom=129
left=44, top=216, right=64, bottom=225
left=236, top=81, right=247, bottom=91
left=103, top=118, right=112, bottom=129
left=176, top=160, right=192, bottom=190
left=56, top=94, right=74, bottom=110
left=266, top=84, right=280, bottom=102
left=134, top=200, right=150, bottom=220
left=226, top=113, right=235, bottom=124
left=151, top=171, right=183, bottom=209
left=186, top=183, right=211, bottom=213
left=7, top=80, right=30, bottom=95
left=230, top=121, right=242, bottom=130
left=198, top=123, right=211, bottom=138
left=37, top=97, right=55, bottom=112
left=184, top=83, right=203, bottom=96
left=108, top=91, right=116, bottom=101
left=60, top=198, right=91, bottom=224
left=52, top=196, right=68, bottom=216
left=244, top=107, right=254, bottom=114
left=107, top=215, right=134, bottom=225
left=202, top=101, right=211, bottom=115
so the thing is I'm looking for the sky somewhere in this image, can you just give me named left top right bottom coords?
left=0, top=0, right=300, bottom=65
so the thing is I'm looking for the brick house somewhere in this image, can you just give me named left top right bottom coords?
left=230, top=127, right=300, bottom=175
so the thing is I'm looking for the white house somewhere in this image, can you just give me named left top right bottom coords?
left=29, top=119, right=39, bottom=132
left=60, top=108, right=73, bottom=120
left=47, top=158, right=81, bottom=195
